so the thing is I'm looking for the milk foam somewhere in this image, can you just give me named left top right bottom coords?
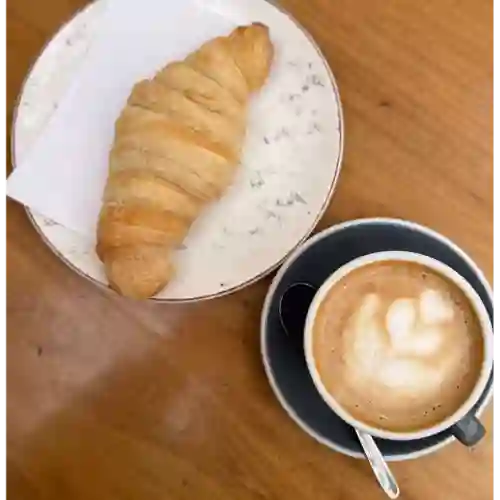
left=313, top=260, right=484, bottom=432
left=344, top=288, right=455, bottom=395
left=420, top=289, right=455, bottom=324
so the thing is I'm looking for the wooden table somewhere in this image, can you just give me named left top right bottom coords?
left=7, top=0, right=492, bottom=498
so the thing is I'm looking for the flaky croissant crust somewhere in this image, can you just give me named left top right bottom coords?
left=96, top=23, right=273, bottom=298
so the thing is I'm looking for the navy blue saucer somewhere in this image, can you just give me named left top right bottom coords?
left=261, top=219, right=493, bottom=460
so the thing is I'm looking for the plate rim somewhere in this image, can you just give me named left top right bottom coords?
left=260, top=217, right=493, bottom=461
left=10, top=0, right=345, bottom=303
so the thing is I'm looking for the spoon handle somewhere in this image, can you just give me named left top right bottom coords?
left=355, top=430, right=400, bottom=499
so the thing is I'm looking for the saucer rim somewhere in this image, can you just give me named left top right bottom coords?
left=260, top=217, right=493, bottom=461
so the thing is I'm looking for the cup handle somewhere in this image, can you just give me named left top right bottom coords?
left=450, top=412, right=485, bottom=446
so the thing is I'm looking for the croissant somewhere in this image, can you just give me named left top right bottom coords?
left=96, top=23, right=273, bottom=299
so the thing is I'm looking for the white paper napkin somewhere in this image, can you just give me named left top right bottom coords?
left=7, top=0, right=238, bottom=240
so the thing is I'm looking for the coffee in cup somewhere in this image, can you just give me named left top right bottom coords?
left=304, top=252, right=493, bottom=441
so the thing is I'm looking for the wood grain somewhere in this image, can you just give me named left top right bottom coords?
left=7, top=0, right=492, bottom=498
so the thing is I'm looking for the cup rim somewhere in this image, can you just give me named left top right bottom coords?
left=303, top=250, right=494, bottom=441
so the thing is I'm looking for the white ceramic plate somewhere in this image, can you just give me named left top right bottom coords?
left=12, top=0, right=344, bottom=301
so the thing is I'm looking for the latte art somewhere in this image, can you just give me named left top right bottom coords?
left=345, top=291, right=457, bottom=395
left=312, top=261, right=484, bottom=432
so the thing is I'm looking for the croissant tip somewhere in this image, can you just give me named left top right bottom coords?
left=107, top=280, right=161, bottom=300
left=251, top=22, right=269, bottom=30
left=232, top=22, right=270, bottom=36
left=106, top=271, right=168, bottom=300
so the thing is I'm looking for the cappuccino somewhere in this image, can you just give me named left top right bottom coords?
left=312, top=261, right=484, bottom=433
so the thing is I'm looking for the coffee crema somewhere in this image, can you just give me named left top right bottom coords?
left=312, top=261, right=484, bottom=433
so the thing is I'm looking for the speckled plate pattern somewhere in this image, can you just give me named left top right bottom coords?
left=12, top=0, right=343, bottom=301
